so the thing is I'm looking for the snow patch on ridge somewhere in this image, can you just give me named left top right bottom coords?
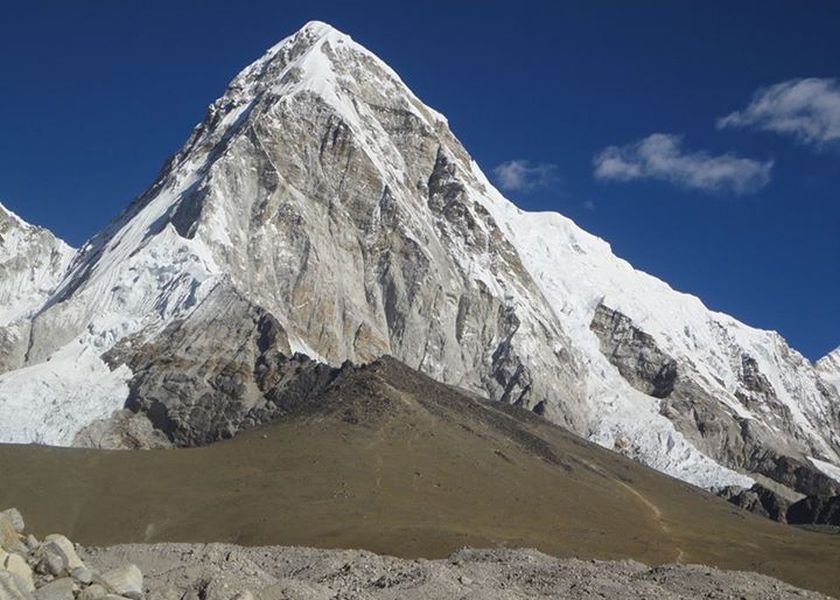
left=0, top=202, right=76, bottom=326
left=809, top=457, right=840, bottom=484
left=817, top=347, right=840, bottom=394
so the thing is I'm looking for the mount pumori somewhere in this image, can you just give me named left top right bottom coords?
left=0, top=21, right=838, bottom=494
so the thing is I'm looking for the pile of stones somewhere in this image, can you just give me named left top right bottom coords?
left=0, top=509, right=142, bottom=600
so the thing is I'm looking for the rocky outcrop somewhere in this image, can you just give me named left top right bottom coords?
left=787, top=495, right=840, bottom=527
left=0, top=508, right=143, bottom=600
left=72, top=411, right=171, bottom=450
left=101, top=285, right=351, bottom=447
left=592, top=303, right=840, bottom=496
left=716, top=484, right=792, bottom=522
left=0, top=204, right=75, bottom=331
left=0, top=204, right=75, bottom=375
left=746, top=452, right=839, bottom=497
left=590, top=303, right=678, bottom=398
left=817, top=347, right=840, bottom=395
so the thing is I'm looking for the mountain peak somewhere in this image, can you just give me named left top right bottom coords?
left=297, top=19, right=344, bottom=37
left=1, top=22, right=838, bottom=501
left=817, top=347, right=840, bottom=391
left=0, top=201, right=30, bottom=230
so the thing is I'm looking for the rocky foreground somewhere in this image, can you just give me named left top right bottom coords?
left=1, top=509, right=833, bottom=600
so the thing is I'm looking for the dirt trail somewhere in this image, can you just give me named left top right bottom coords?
left=580, top=457, right=687, bottom=563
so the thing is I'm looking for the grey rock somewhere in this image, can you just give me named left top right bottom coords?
left=592, top=302, right=840, bottom=496
left=787, top=495, right=840, bottom=526
left=99, top=565, right=142, bottom=600
left=0, top=204, right=75, bottom=376
left=73, top=410, right=171, bottom=451
left=144, top=586, right=180, bottom=600
left=70, top=567, right=94, bottom=585
left=34, top=554, right=64, bottom=578
left=590, top=303, right=678, bottom=398
left=42, top=535, right=83, bottom=573
left=0, top=571, right=33, bottom=600
left=78, top=584, right=107, bottom=600
left=105, top=286, right=347, bottom=446
left=32, top=578, right=73, bottom=600
left=0, top=511, right=24, bottom=534
left=0, top=515, right=25, bottom=554
left=1, top=549, right=35, bottom=592
left=716, top=484, right=791, bottom=523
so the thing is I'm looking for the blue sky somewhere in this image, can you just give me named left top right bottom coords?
left=1, top=1, right=838, bottom=360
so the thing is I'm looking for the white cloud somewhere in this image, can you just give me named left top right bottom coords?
left=718, top=78, right=840, bottom=147
left=593, top=133, right=773, bottom=194
left=492, top=160, right=560, bottom=192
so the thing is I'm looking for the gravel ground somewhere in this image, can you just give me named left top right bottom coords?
left=82, top=544, right=833, bottom=600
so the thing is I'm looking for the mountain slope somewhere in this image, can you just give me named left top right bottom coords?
left=0, top=21, right=837, bottom=494
left=2, top=357, right=840, bottom=597
left=0, top=203, right=76, bottom=373
left=0, top=203, right=75, bottom=326
left=818, top=347, right=840, bottom=394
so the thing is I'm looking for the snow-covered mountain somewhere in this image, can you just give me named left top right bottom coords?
left=0, top=22, right=838, bottom=494
left=0, top=202, right=76, bottom=374
left=819, top=347, right=840, bottom=394
left=0, top=203, right=75, bottom=326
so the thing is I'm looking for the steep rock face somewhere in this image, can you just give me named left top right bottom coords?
left=787, top=495, right=840, bottom=526
left=103, top=284, right=349, bottom=446
left=0, top=22, right=837, bottom=493
left=0, top=203, right=75, bottom=327
left=590, top=303, right=678, bottom=399
left=716, top=484, right=791, bottom=523
left=73, top=409, right=173, bottom=450
left=818, top=348, right=840, bottom=394
left=591, top=303, right=840, bottom=496
left=0, top=204, right=75, bottom=373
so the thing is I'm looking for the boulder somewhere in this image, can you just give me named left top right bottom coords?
left=0, top=515, right=25, bottom=554
left=100, top=565, right=143, bottom=600
left=35, top=553, right=65, bottom=578
left=42, top=535, right=83, bottom=573
left=0, top=571, right=32, bottom=600
left=0, top=511, right=24, bottom=534
left=78, top=584, right=107, bottom=600
left=1, top=550, right=35, bottom=591
left=70, top=567, right=95, bottom=585
left=32, top=578, right=74, bottom=600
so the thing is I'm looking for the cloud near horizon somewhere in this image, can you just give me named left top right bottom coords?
left=718, top=77, right=840, bottom=148
left=492, top=160, right=560, bottom=192
left=593, top=133, right=773, bottom=194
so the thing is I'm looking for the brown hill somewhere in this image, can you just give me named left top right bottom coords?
left=2, top=357, right=839, bottom=596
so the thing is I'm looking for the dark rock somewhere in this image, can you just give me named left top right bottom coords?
left=106, top=285, right=349, bottom=447
left=590, top=303, right=678, bottom=399
left=787, top=495, right=840, bottom=526
left=716, top=484, right=791, bottom=523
